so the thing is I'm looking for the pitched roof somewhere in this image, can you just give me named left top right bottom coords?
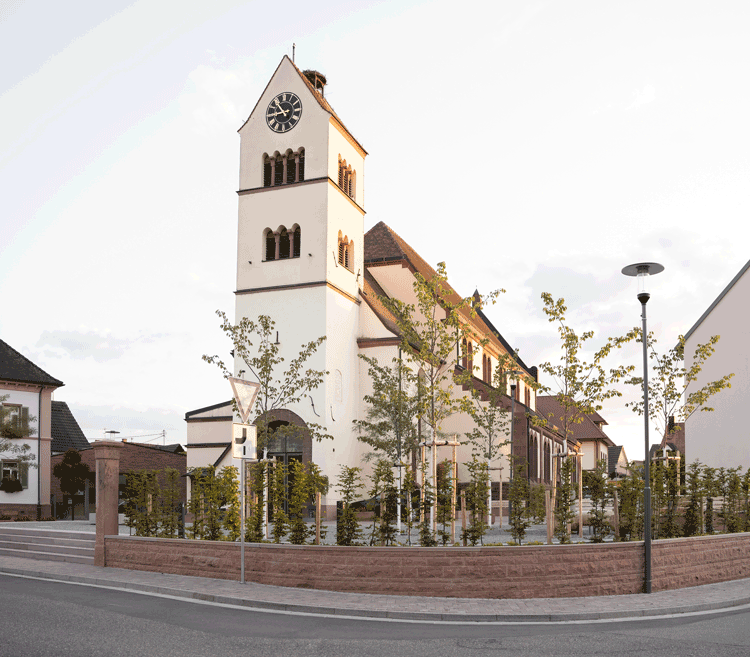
left=51, top=401, right=90, bottom=453
left=363, top=221, right=535, bottom=378
left=0, top=339, right=64, bottom=388
left=685, top=258, right=750, bottom=341
left=239, top=56, right=367, bottom=155
left=608, top=445, right=627, bottom=475
left=535, top=395, right=615, bottom=445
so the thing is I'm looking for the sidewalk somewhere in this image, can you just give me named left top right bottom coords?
left=2, top=549, right=750, bottom=623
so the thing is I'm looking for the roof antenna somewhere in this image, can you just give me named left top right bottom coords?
left=292, top=43, right=295, bottom=63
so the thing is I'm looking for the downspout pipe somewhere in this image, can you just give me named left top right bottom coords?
left=37, top=386, right=43, bottom=520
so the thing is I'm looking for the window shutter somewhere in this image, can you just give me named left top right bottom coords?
left=338, top=163, right=344, bottom=188
left=21, top=407, right=29, bottom=434
left=338, top=241, right=345, bottom=265
left=20, top=462, right=28, bottom=489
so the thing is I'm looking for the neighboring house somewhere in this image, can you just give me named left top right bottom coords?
left=684, top=259, right=750, bottom=470
left=187, top=55, right=573, bottom=521
left=0, top=339, right=64, bottom=518
left=536, top=396, right=616, bottom=471
left=660, top=418, right=685, bottom=461
left=50, top=440, right=187, bottom=518
left=608, top=445, right=629, bottom=479
left=51, top=401, right=90, bottom=455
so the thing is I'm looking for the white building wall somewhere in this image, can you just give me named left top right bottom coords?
left=685, top=267, right=750, bottom=470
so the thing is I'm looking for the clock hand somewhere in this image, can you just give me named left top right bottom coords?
left=274, top=99, right=289, bottom=116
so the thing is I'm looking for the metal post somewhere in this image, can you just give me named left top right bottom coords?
left=640, top=295, right=652, bottom=594
left=240, top=460, right=245, bottom=584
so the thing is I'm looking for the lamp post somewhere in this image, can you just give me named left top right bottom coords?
left=622, top=261, right=664, bottom=594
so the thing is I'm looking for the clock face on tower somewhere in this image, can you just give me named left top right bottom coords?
left=266, top=92, right=302, bottom=133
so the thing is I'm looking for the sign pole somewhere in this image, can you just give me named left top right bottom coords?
left=240, top=460, right=245, bottom=583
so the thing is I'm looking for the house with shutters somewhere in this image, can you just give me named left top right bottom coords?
left=186, top=56, right=578, bottom=521
left=0, top=339, right=64, bottom=518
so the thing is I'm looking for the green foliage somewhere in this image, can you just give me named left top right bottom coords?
left=354, top=354, right=422, bottom=463
left=461, top=456, right=489, bottom=546
left=187, top=465, right=226, bottom=540
left=245, top=461, right=267, bottom=542
left=683, top=460, right=703, bottom=537
left=157, top=467, right=182, bottom=538
left=625, top=334, right=734, bottom=439
left=380, top=262, right=500, bottom=450
left=203, top=312, right=331, bottom=452
left=586, top=458, right=611, bottom=543
left=534, top=294, right=638, bottom=442
left=402, top=465, right=417, bottom=545
left=508, top=458, right=531, bottom=545
left=417, top=475, right=437, bottom=547
left=219, top=466, right=241, bottom=541
left=435, top=459, right=454, bottom=546
left=528, top=483, right=547, bottom=525
left=618, top=465, right=644, bottom=541
left=270, top=461, right=288, bottom=543
left=123, top=470, right=160, bottom=537
left=725, top=467, right=743, bottom=534
left=336, top=465, right=364, bottom=546
left=554, top=457, right=576, bottom=543
left=367, top=459, right=399, bottom=546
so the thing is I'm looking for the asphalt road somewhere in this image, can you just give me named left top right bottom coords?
left=3, top=574, right=750, bottom=657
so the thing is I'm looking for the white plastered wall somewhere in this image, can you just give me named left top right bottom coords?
left=685, top=268, right=750, bottom=470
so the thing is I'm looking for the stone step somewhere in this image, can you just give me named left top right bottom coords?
left=0, top=546, right=94, bottom=565
left=0, top=526, right=95, bottom=543
left=0, top=538, right=94, bottom=557
left=0, top=530, right=94, bottom=548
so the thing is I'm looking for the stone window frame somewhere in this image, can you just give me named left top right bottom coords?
left=263, top=148, right=306, bottom=188
left=263, top=224, right=301, bottom=262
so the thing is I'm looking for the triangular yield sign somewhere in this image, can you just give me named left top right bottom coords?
left=228, top=377, right=260, bottom=424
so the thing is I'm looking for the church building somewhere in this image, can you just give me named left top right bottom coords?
left=186, top=56, right=573, bottom=520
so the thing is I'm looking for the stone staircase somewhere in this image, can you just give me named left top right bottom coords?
left=0, top=525, right=95, bottom=564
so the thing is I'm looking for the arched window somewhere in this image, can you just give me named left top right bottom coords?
left=337, top=155, right=356, bottom=200
left=265, top=228, right=276, bottom=261
left=263, top=148, right=305, bottom=188
left=292, top=226, right=301, bottom=258
left=279, top=228, right=290, bottom=259
left=467, top=342, right=473, bottom=375
left=337, top=232, right=354, bottom=271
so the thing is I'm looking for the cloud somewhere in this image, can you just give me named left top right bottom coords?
left=626, top=84, right=656, bottom=111
left=35, top=329, right=165, bottom=363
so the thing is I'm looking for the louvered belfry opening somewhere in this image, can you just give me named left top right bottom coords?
left=263, top=157, right=272, bottom=187
left=293, top=227, right=301, bottom=257
left=263, top=149, right=305, bottom=188
left=286, top=151, right=296, bottom=184
left=279, top=229, right=290, bottom=259
left=298, top=149, right=305, bottom=181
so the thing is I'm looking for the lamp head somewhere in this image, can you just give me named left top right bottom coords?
left=621, top=262, right=664, bottom=303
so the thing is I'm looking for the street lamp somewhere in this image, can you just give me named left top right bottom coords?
left=622, top=261, right=664, bottom=594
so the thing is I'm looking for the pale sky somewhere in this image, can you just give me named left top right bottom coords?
left=1, top=1, right=748, bottom=459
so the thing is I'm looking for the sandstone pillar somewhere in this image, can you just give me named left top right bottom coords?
left=92, top=441, right=124, bottom=566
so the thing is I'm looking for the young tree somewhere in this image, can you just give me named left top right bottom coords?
left=554, top=456, right=576, bottom=543
left=507, top=457, right=531, bottom=544
left=379, top=263, right=500, bottom=537
left=618, top=465, right=644, bottom=541
left=683, top=460, right=703, bottom=537
left=368, top=459, right=399, bottom=546
left=435, top=459, right=454, bottom=546
left=534, top=294, right=638, bottom=443
left=461, top=456, right=489, bottom=546
left=336, top=465, right=364, bottom=546
left=585, top=458, right=611, bottom=543
left=52, top=449, right=91, bottom=520
left=203, top=312, right=332, bottom=454
left=624, top=334, right=734, bottom=440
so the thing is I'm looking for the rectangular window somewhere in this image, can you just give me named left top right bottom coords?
left=0, top=460, right=28, bottom=489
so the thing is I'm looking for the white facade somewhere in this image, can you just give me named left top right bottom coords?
left=685, top=260, right=750, bottom=470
